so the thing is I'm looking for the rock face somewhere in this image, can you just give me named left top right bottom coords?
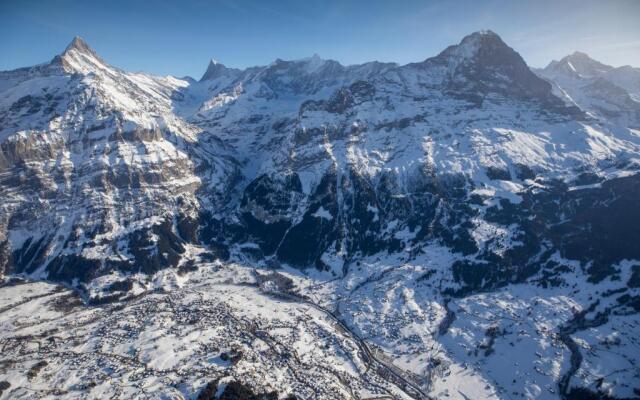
left=200, top=59, right=240, bottom=82
left=423, top=31, right=564, bottom=105
left=1, top=32, right=640, bottom=299
left=0, top=36, right=239, bottom=289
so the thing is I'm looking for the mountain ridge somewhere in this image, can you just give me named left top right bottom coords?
left=537, top=47, right=640, bottom=128
left=2, top=30, right=639, bottom=286
left=1, top=30, right=640, bottom=400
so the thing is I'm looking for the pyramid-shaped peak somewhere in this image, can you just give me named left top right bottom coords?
left=420, top=29, right=560, bottom=103
left=432, top=29, right=513, bottom=64
left=567, top=52, right=612, bottom=68
left=63, top=36, right=97, bottom=56
left=545, top=51, right=613, bottom=77
left=297, top=53, right=332, bottom=70
left=561, top=51, right=607, bottom=67
left=52, top=35, right=108, bottom=74
left=200, top=58, right=238, bottom=81
left=569, top=51, right=591, bottom=59
left=459, top=30, right=507, bottom=50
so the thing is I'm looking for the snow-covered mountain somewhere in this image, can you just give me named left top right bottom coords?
left=0, top=36, right=240, bottom=284
left=1, top=31, right=639, bottom=400
left=537, top=51, right=640, bottom=128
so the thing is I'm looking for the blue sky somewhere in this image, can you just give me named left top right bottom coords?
left=1, top=0, right=639, bottom=78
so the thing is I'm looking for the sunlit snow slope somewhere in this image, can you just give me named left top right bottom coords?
left=1, top=30, right=640, bottom=400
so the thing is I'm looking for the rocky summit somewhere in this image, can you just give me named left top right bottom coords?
left=1, top=31, right=639, bottom=400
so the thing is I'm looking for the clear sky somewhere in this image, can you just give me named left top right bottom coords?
left=1, top=0, right=639, bottom=78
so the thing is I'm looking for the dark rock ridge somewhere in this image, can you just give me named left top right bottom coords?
left=427, top=31, right=563, bottom=103
left=197, top=379, right=296, bottom=400
left=200, top=59, right=240, bottom=81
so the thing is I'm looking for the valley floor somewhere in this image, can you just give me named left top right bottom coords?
left=0, top=257, right=638, bottom=400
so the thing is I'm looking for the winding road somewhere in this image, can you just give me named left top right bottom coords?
left=268, top=290, right=432, bottom=400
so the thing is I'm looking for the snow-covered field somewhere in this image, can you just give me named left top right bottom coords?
left=0, top=270, right=408, bottom=399
left=2, top=252, right=638, bottom=399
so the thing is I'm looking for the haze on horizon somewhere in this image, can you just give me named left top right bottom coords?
left=1, top=0, right=639, bottom=78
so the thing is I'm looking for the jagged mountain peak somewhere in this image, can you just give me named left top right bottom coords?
left=60, top=36, right=104, bottom=65
left=293, top=53, right=341, bottom=74
left=567, top=50, right=591, bottom=59
left=200, top=58, right=239, bottom=81
left=434, top=29, right=509, bottom=62
left=545, top=51, right=613, bottom=78
left=63, top=36, right=95, bottom=56
left=461, top=29, right=502, bottom=45
left=52, top=35, right=109, bottom=75
left=421, top=30, right=563, bottom=104
left=269, top=54, right=339, bottom=71
left=249, top=55, right=348, bottom=94
left=423, top=29, right=533, bottom=78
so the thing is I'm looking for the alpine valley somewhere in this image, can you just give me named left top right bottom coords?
left=1, top=31, right=639, bottom=400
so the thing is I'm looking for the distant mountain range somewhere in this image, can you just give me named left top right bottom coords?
left=536, top=51, right=640, bottom=128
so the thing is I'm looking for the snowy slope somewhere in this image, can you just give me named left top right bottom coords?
left=0, top=37, right=238, bottom=285
left=1, top=31, right=640, bottom=400
left=537, top=51, right=640, bottom=128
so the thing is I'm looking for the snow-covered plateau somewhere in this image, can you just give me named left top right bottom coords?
left=1, top=30, right=640, bottom=399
